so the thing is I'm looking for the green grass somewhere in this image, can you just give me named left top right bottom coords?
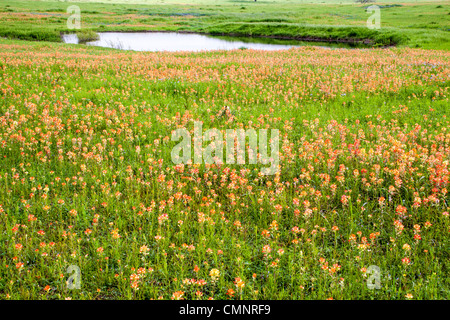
left=0, top=0, right=448, bottom=49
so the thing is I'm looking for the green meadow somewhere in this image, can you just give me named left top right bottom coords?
left=0, top=0, right=449, bottom=301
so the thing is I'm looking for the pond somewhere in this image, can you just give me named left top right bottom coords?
left=61, top=32, right=362, bottom=52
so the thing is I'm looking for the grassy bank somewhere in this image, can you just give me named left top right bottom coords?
left=0, top=0, right=448, bottom=49
left=198, top=23, right=407, bottom=47
left=76, top=29, right=100, bottom=43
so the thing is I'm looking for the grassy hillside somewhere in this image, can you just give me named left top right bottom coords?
left=0, top=37, right=449, bottom=299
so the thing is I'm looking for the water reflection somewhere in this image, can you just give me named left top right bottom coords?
left=62, top=32, right=362, bottom=52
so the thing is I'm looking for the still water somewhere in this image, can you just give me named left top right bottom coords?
left=62, top=32, right=359, bottom=52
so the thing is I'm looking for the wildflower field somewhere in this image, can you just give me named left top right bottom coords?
left=1, top=0, right=449, bottom=49
left=0, top=38, right=449, bottom=300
